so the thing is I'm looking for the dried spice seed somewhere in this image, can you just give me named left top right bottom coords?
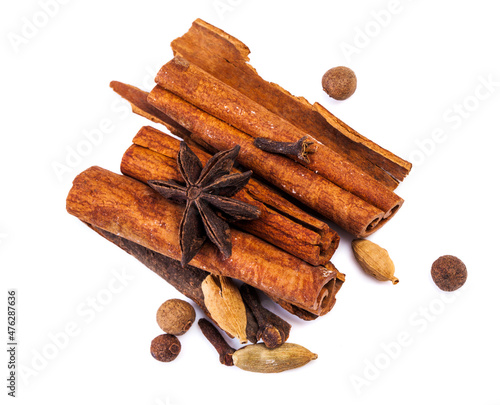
left=148, top=142, right=261, bottom=266
left=156, top=298, right=196, bottom=336
left=150, top=334, right=181, bottom=362
left=322, top=66, right=357, bottom=100
left=431, top=255, right=467, bottom=291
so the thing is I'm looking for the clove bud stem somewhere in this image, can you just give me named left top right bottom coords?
left=240, top=284, right=291, bottom=349
left=198, top=318, right=235, bottom=366
left=253, top=136, right=317, bottom=163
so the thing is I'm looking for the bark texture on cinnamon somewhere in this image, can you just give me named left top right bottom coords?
left=112, top=81, right=392, bottom=237
left=110, top=20, right=411, bottom=238
left=110, top=81, right=190, bottom=140
left=66, top=166, right=344, bottom=317
left=154, top=56, right=403, bottom=219
left=171, top=19, right=411, bottom=186
left=120, top=125, right=339, bottom=265
left=147, top=87, right=385, bottom=237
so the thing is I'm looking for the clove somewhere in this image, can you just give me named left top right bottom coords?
left=244, top=304, right=259, bottom=344
left=198, top=318, right=235, bottom=366
left=253, top=136, right=317, bottom=163
left=240, top=284, right=291, bottom=349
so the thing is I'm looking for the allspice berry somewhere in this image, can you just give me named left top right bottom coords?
left=150, top=334, right=181, bottom=362
left=322, top=66, right=357, bottom=100
left=431, top=255, right=467, bottom=291
left=156, top=299, right=196, bottom=336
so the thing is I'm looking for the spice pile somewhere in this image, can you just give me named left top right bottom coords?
left=66, top=19, right=414, bottom=372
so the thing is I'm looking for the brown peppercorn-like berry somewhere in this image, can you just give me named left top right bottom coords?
left=322, top=66, right=357, bottom=100
left=156, top=298, right=196, bottom=336
left=150, top=334, right=181, bottom=362
left=431, top=255, right=467, bottom=291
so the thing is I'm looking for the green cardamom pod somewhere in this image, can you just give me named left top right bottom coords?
left=201, top=275, right=248, bottom=344
left=352, top=239, right=399, bottom=284
left=232, top=343, right=318, bottom=373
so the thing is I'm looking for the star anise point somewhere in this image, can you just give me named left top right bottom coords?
left=149, top=142, right=260, bottom=266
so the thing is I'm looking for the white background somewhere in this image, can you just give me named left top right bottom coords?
left=2, top=0, right=500, bottom=404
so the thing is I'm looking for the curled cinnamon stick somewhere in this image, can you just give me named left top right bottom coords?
left=147, top=86, right=385, bottom=236
left=120, top=125, right=338, bottom=265
left=171, top=19, right=411, bottom=186
left=154, top=56, right=403, bottom=219
left=66, top=166, right=344, bottom=316
left=108, top=83, right=339, bottom=261
left=110, top=81, right=385, bottom=236
left=110, top=81, right=190, bottom=140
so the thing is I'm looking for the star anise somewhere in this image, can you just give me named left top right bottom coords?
left=148, top=142, right=260, bottom=266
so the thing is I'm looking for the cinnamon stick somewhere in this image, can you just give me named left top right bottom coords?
left=110, top=81, right=190, bottom=140
left=171, top=18, right=411, bottom=186
left=89, top=221, right=315, bottom=323
left=155, top=57, right=403, bottom=218
left=154, top=57, right=403, bottom=219
left=147, top=85, right=385, bottom=237
left=108, top=83, right=339, bottom=257
left=120, top=125, right=339, bottom=266
left=66, top=166, right=344, bottom=316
